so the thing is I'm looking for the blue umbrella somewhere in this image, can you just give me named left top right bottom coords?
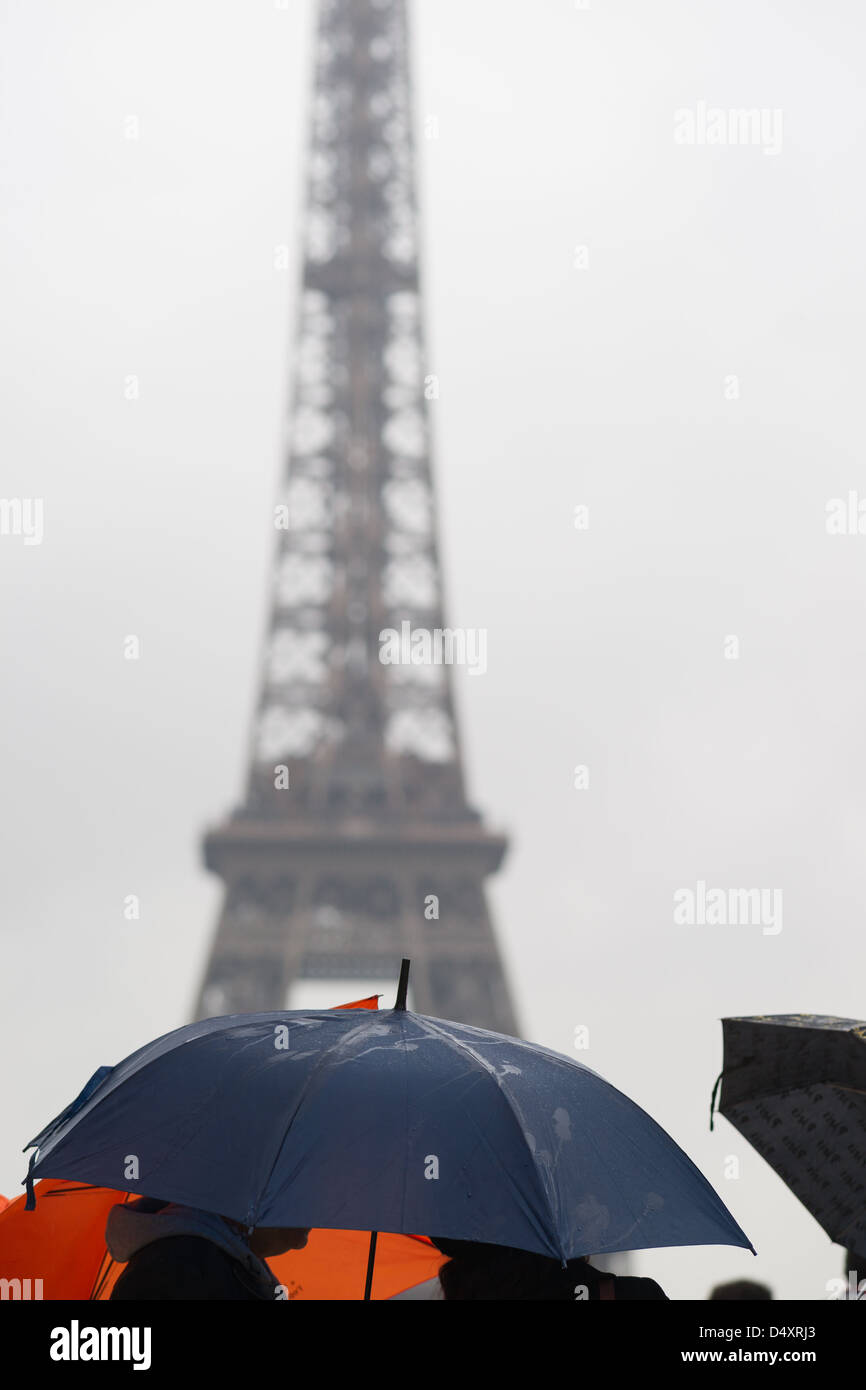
left=24, top=965, right=752, bottom=1267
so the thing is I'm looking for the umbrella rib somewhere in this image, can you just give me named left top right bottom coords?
left=397, top=1010, right=410, bottom=1236
left=253, top=1018, right=373, bottom=1226
left=415, top=1014, right=569, bottom=1262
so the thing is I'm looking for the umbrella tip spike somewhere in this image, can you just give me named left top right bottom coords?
left=23, top=1150, right=37, bottom=1210
left=394, top=959, right=411, bottom=1011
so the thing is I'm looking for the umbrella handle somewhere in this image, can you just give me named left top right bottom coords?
left=363, top=1231, right=378, bottom=1301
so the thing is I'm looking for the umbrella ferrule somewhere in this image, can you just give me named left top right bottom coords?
left=394, top=958, right=411, bottom=1011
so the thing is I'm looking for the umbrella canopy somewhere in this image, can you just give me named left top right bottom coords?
left=0, top=1179, right=443, bottom=1300
left=24, top=1004, right=752, bottom=1263
left=713, top=1013, right=866, bottom=1249
left=3, top=992, right=442, bottom=1300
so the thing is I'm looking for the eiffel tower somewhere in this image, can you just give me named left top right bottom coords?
left=193, top=0, right=518, bottom=1035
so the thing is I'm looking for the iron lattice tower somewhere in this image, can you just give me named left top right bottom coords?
left=193, top=0, right=518, bottom=1034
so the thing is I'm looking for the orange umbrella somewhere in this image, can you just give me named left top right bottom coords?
left=0, top=1180, right=123, bottom=1299
left=0, top=996, right=444, bottom=1300
left=0, top=1181, right=443, bottom=1300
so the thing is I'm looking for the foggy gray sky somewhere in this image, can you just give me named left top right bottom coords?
left=2, top=0, right=865, bottom=1298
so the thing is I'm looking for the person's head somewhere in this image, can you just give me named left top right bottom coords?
left=248, top=1226, right=310, bottom=1257
left=132, top=1198, right=309, bottom=1257
left=223, top=1218, right=310, bottom=1257
left=431, top=1237, right=591, bottom=1300
left=129, top=1196, right=170, bottom=1214
left=709, top=1279, right=772, bottom=1300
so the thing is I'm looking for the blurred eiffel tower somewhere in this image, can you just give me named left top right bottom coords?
left=193, top=0, right=517, bottom=1034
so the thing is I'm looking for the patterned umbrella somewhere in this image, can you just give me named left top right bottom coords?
left=712, top=1014, right=866, bottom=1249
